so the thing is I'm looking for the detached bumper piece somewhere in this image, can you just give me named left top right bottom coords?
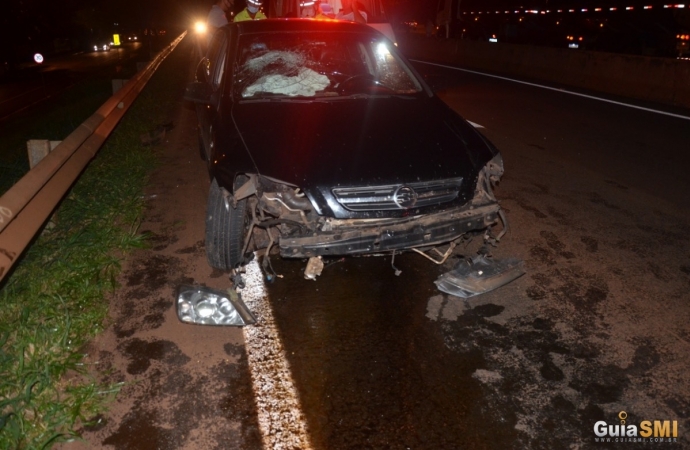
left=280, top=203, right=500, bottom=258
left=177, top=285, right=257, bottom=326
left=435, top=255, right=525, bottom=298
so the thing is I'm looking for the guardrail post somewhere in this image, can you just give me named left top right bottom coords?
left=112, top=79, right=129, bottom=94
left=27, top=140, right=62, bottom=169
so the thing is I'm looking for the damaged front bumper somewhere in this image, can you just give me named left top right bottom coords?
left=278, top=202, right=501, bottom=258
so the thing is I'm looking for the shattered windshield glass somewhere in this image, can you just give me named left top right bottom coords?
left=234, top=32, right=422, bottom=99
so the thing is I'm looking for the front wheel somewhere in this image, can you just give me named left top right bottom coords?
left=205, top=179, right=248, bottom=270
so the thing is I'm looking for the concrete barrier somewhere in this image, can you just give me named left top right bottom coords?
left=399, top=35, right=690, bottom=109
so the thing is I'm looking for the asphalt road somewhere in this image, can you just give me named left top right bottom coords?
left=59, top=43, right=690, bottom=450
left=0, top=40, right=157, bottom=122
left=420, top=61, right=690, bottom=210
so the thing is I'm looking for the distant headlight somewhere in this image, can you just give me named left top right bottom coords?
left=93, top=45, right=98, bottom=51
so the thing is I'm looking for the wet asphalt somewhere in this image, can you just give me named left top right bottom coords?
left=266, top=254, right=519, bottom=449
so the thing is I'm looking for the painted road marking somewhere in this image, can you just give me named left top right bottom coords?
left=238, top=259, right=313, bottom=450
left=467, top=120, right=484, bottom=128
left=413, top=60, right=690, bottom=122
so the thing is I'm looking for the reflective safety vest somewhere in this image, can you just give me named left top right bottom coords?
left=234, top=8, right=267, bottom=22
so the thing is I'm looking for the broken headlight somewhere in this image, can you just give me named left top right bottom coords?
left=176, top=285, right=256, bottom=326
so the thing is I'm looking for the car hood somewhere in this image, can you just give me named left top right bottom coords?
left=230, top=96, right=495, bottom=193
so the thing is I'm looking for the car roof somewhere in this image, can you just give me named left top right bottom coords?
left=232, top=18, right=380, bottom=37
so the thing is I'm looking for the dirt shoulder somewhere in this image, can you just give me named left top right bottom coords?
left=57, top=104, right=261, bottom=450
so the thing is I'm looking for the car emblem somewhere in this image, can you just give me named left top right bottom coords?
left=394, top=185, right=418, bottom=209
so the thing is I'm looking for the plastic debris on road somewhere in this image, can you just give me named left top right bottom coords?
left=435, top=255, right=525, bottom=298
left=303, top=256, right=324, bottom=280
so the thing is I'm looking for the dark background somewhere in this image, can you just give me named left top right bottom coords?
left=398, top=0, right=690, bottom=57
left=0, top=0, right=205, bottom=72
left=1, top=0, right=689, bottom=74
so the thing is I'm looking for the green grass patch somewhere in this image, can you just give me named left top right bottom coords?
left=0, top=35, right=194, bottom=449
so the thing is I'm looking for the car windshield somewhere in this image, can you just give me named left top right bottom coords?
left=234, top=31, right=423, bottom=99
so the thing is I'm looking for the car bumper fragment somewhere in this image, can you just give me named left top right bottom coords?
left=279, top=203, right=500, bottom=258
left=435, top=255, right=525, bottom=298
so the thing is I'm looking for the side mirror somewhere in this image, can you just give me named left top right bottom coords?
left=184, top=82, right=213, bottom=104
left=196, top=57, right=210, bottom=83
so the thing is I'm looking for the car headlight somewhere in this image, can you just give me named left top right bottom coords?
left=176, top=285, right=256, bottom=326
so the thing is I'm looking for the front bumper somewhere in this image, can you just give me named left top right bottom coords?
left=279, top=203, right=500, bottom=258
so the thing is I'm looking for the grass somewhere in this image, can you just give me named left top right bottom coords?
left=0, top=34, right=193, bottom=448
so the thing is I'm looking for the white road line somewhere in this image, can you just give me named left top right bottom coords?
left=466, top=120, right=484, bottom=128
left=239, top=259, right=314, bottom=450
left=412, top=60, right=690, bottom=122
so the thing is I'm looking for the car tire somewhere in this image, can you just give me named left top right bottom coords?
left=205, top=178, right=248, bottom=270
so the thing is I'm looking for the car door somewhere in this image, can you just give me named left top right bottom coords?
left=197, top=30, right=229, bottom=162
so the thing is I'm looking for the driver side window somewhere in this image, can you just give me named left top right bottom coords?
left=207, top=32, right=228, bottom=90
left=212, top=41, right=227, bottom=90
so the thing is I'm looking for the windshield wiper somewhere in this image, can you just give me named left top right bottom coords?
left=239, top=93, right=417, bottom=103
left=326, top=93, right=416, bottom=101
left=239, top=96, right=330, bottom=103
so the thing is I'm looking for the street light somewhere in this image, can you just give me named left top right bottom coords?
left=194, top=21, right=208, bottom=35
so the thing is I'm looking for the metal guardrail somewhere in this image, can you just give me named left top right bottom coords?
left=0, top=32, right=187, bottom=283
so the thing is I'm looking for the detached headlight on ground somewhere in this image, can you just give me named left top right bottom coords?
left=176, top=285, right=256, bottom=326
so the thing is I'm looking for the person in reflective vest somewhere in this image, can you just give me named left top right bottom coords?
left=314, top=1, right=335, bottom=19
left=234, top=0, right=267, bottom=21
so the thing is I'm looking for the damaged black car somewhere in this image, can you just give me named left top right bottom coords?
left=185, top=19, right=509, bottom=283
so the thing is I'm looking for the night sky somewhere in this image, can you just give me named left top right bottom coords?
left=1, top=0, right=682, bottom=32
left=6, top=0, right=655, bottom=32
left=1, top=0, right=687, bottom=61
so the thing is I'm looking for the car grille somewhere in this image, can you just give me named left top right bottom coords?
left=332, top=177, right=463, bottom=211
